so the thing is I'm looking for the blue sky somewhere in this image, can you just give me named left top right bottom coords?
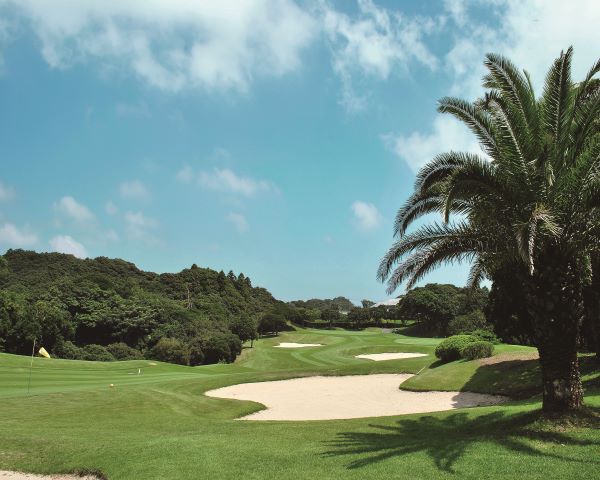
left=0, top=0, right=598, bottom=302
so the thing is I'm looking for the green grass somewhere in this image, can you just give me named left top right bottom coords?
left=1, top=327, right=599, bottom=479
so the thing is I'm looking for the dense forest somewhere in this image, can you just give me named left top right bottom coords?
left=0, top=249, right=278, bottom=364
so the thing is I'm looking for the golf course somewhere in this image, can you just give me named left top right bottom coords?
left=1, top=327, right=599, bottom=479
left=1, top=1, right=599, bottom=479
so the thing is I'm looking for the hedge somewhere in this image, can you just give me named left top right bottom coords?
left=461, top=341, right=494, bottom=360
left=434, top=335, right=479, bottom=362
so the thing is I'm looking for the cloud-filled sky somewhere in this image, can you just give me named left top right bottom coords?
left=0, top=0, right=598, bottom=302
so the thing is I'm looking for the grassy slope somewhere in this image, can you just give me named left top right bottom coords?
left=0, top=327, right=599, bottom=480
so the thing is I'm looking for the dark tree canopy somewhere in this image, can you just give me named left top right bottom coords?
left=0, top=249, right=277, bottom=365
left=397, top=284, right=488, bottom=335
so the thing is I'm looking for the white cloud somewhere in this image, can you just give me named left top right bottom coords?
left=351, top=201, right=382, bottom=231
left=0, top=181, right=15, bottom=201
left=445, top=0, right=600, bottom=99
left=226, top=212, right=249, bottom=233
left=55, top=196, right=95, bottom=222
left=124, top=210, right=158, bottom=243
left=120, top=180, right=149, bottom=200
left=388, top=0, right=600, bottom=173
left=383, top=115, right=482, bottom=173
left=0, top=18, right=11, bottom=72
left=0, top=223, right=37, bottom=247
left=105, top=200, right=118, bottom=215
left=320, top=0, right=438, bottom=111
left=4, top=0, right=317, bottom=93
left=198, top=168, right=274, bottom=197
left=49, top=234, right=87, bottom=258
left=175, top=165, right=194, bottom=184
left=443, top=0, right=467, bottom=27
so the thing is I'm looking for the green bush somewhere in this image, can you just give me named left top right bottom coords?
left=54, top=340, right=83, bottom=359
left=188, top=338, right=205, bottom=366
left=226, top=333, right=242, bottom=360
left=150, top=338, right=189, bottom=365
left=462, top=340, right=494, bottom=360
left=434, top=335, right=479, bottom=362
left=106, top=342, right=143, bottom=360
left=447, top=310, right=491, bottom=336
left=203, top=333, right=242, bottom=364
left=469, top=329, right=500, bottom=344
left=80, top=344, right=115, bottom=362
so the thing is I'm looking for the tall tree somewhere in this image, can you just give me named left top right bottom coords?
left=378, top=48, right=600, bottom=413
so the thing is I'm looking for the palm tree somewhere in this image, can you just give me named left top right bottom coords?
left=378, top=48, right=600, bottom=413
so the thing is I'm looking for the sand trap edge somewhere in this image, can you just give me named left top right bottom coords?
left=205, top=374, right=509, bottom=421
left=274, top=342, right=323, bottom=348
left=355, top=352, right=428, bottom=361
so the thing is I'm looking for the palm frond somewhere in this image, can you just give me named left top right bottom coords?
left=466, top=257, right=487, bottom=288
left=415, top=151, right=490, bottom=194
left=378, top=221, right=484, bottom=288
left=483, top=53, right=538, bottom=137
left=515, top=205, right=562, bottom=274
left=541, top=46, right=574, bottom=159
left=437, top=97, right=500, bottom=159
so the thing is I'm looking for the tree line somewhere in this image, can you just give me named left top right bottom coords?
left=0, top=249, right=277, bottom=365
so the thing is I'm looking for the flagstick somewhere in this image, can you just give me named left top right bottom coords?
left=27, top=337, right=36, bottom=395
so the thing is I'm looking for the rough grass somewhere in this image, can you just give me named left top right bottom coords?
left=0, top=327, right=599, bottom=480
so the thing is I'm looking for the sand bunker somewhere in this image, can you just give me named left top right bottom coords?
left=355, top=352, right=428, bottom=361
left=0, top=472, right=98, bottom=480
left=275, top=342, right=322, bottom=348
left=205, top=374, right=508, bottom=420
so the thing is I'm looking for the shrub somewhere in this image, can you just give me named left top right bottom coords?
left=54, top=340, right=83, bottom=360
left=188, top=338, right=205, bottom=366
left=150, top=338, right=189, bottom=365
left=462, top=341, right=494, bottom=360
left=435, top=335, right=479, bottom=362
left=469, top=329, right=500, bottom=344
left=230, top=316, right=258, bottom=344
left=447, top=310, right=491, bottom=336
left=226, top=333, right=242, bottom=360
left=258, top=312, right=287, bottom=335
left=203, top=333, right=241, bottom=364
left=80, top=344, right=115, bottom=362
left=106, top=342, right=143, bottom=360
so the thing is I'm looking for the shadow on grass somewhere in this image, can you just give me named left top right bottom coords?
left=323, top=409, right=600, bottom=472
left=460, top=354, right=600, bottom=399
left=463, top=359, right=541, bottom=398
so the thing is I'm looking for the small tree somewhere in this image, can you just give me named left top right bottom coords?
left=230, top=316, right=258, bottom=347
left=107, top=342, right=143, bottom=360
left=203, top=333, right=242, bottom=364
left=150, top=338, right=189, bottom=365
left=188, top=338, right=205, bottom=366
left=258, top=311, right=287, bottom=335
left=321, top=307, right=341, bottom=329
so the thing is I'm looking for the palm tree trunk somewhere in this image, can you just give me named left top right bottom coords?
left=526, top=252, right=584, bottom=413
left=536, top=332, right=583, bottom=412
left=589, top=256, right=600, bottom=358
left=583, top=285, right=600, bottom=358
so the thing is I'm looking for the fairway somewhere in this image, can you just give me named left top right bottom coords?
left=1, top=327, right=599, bottom=480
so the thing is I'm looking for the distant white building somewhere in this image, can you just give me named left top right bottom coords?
left=372, top=297, right=402, bottom=308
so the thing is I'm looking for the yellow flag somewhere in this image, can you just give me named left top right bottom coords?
left=38, top=347, right=51, bottom=359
